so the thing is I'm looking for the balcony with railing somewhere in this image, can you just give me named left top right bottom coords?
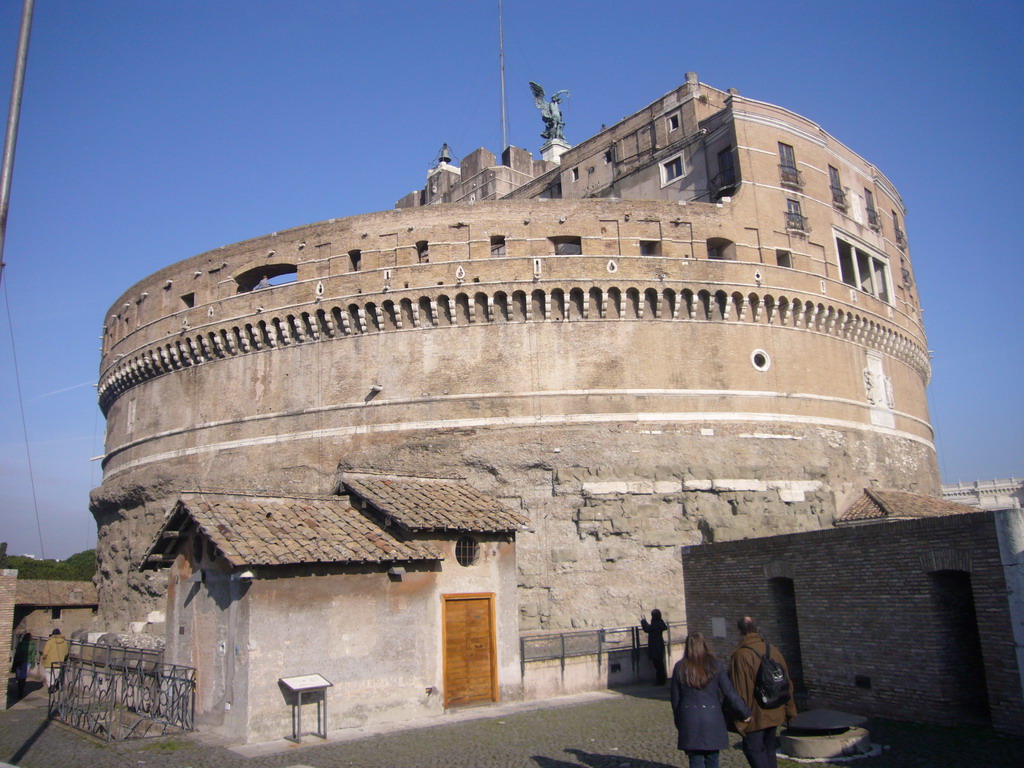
left=711, top=170, right=739, bottom=200
left=779, top=163, right=803, bottom=189
left=831, top=186, right=848, bottom=211
left=866, top=208, right=881, bottom=231
left=895, top=225, right=907, bottom=249
left=785, top=210, right=809, bottom=232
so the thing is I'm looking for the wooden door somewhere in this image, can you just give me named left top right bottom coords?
left=442, top=593, right=497, bottom=708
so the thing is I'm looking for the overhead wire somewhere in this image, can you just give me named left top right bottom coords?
left=2, top=273, right=45, bottom=558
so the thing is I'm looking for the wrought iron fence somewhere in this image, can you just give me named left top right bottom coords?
left=49, top=641, right=196, bottom=741
left=520, top=622, right=685, bottom=678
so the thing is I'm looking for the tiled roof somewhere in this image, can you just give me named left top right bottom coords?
left=341, top=472, right=529, bottom=533
left=837, top=489, right=979, bottom=524
left=16, top=580, right=97, bottom=607
left=143, top=495, right=442, bottom=569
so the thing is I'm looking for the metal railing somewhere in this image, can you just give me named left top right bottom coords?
left=866, top=208, right=881, bottom=230
left=784, top=211, right=809, bottom=232
left=831, top=186, right=848, bottom=210
left=49, top=641, right=196, bottom=741
left=778, top=164, right=803, bottom=188
left=520, top=622, right=685, bottom=678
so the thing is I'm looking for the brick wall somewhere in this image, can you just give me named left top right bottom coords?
left=0, top=569, right=17, bottom=706
left=681, top=511, right=1023, bottom=734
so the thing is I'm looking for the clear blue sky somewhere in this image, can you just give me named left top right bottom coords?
left=1, top=1, right=1021, bottom=559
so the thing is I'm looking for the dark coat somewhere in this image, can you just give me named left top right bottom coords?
left=670, top=659, right=750, bottom=751
left=729, top=633, right=797, bottom=734
left=641, top=616, right=668, bottom=659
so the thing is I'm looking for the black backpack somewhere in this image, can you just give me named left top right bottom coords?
left=751, top=640, right=790, bottom=709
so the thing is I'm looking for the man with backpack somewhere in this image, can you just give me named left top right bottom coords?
left=729, top=617, right=797, bottom=768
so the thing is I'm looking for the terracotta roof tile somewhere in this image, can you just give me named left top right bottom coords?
left=837, top=489, right=978, bottom=524
left=16, top=580, right=97, bottom=606
left=144, top=495, right=442, bottom=569
left=341, top=472, right=528, bottom=533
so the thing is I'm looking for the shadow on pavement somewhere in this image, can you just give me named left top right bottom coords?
left=4, top=714, right=54, bottom=766
left=565, top=747, right=676, bottom=768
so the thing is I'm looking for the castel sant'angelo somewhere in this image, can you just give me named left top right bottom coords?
left=93, top=73, right=935, bottom=634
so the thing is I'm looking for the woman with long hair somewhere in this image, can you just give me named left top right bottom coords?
left=670, top=632, right=751, bottom=768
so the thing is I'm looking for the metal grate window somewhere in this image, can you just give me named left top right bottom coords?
left=455, top=536, right=479, bottom=567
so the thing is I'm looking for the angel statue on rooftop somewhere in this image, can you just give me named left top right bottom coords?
left=530, top=81, right=570, bottom=141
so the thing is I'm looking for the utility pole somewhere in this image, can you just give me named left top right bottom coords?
left=0, top=0, right=35, bottom=288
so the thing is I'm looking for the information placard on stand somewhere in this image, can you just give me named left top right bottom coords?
left=279, top=674, right=333, bottom=742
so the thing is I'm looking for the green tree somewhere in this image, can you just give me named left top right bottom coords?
left=6, top=549, right=96, bottom=581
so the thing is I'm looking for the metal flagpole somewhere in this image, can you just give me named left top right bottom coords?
left=0, top=0, right=35, bottom=288
left=498, top=0, right=508, bottom=151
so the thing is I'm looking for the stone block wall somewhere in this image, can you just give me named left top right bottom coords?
left=681, top=512, right=1024, bottom=734
left=1, top=569, right=17, bottom=702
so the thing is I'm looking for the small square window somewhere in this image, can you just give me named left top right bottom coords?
left=776, top=249, right=792, bottom=268
left=667, top=114, right=680, bottom=131
left=51, top=608, right=62, bottom=620
left=639, top=240, right=662, bottom=256
left=180, top=293, right=195, bottom=308
left=662, top=156, right=684, bottom=185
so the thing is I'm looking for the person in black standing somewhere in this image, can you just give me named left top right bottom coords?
left=641, top=609, right=669, bottom=685
left=671, top=631, right=751, bottom=768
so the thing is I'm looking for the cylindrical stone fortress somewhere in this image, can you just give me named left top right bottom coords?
left=93, top=78, right=936, bottom=631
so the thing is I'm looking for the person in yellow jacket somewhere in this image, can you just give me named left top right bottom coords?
left=729, top=617, right=797, bottom=768
left=40, top=629, right=69, bottom=690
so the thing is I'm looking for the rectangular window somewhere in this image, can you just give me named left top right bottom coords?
left=416, top=240, right=430, bottom=263
left=52, top=608, right=62, bottom=620
left=785, top=199, right=807, bottom=231
left=717, top=147, right=736, bottom=188
left=892, top=210, right=906, bottom=247
left=603, top=150, right=613, bottom=164
left=776, top=249, right=792, bottom=268
left=662, top=155, right=684, bottom=184
left=778, top=143, right=801, bottom=187
left=836, top=235, right=891, bottom=303
left=489, top=235, right=506, bottom=257
left=570, top=167, right=579, bottom=182
left=348, top=249, right=362, bottom=272
left=639, top=240, right=662, bottom=256
left=864, top=189, right=880, bottom=229
left=667, top=114, right=680, bottom=131
left=829, top=166, right=846, bottom=209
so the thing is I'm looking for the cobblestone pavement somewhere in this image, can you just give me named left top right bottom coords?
left=3, top=679, right=1022, bottom=768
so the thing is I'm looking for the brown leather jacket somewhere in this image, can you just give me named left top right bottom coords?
left=729, top=633, right=797, bottom=733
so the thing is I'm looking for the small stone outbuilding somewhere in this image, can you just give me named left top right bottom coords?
left=141, top=472, right=527, bottom=744
left=14, top=579, right=98, bottom=639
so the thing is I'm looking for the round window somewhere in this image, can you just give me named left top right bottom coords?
left=751, top=349, right=771, bottom=371
left=455, top=536, right=479, bottom=567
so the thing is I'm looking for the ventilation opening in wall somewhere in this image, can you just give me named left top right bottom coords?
left=234, top=264, right=298, bottom=293
left=707, top=238, right=736, bottom=261
left=751, top=349, right=771, bottom=371
left=639, top=240, right=662, bottom=256
left=180, top=293, right=195, bottom=308
left=854, top=675, right=871, bottom=689
left=549, top=235, right=582, bottom=255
